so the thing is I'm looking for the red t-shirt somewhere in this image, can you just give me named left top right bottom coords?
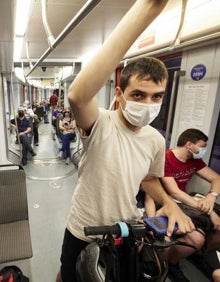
left=165, top=149, right=207, bottom=192
left=49, top=94, right=58, bottom=105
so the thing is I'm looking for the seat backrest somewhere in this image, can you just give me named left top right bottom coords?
left=0, top=166, right=28, bottom=224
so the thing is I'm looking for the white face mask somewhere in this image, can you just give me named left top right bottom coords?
left=191, top=146, right=207, bottom=159
left=121, top=95, right=161, bottom=127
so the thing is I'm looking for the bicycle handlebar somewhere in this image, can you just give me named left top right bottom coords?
left=84, top=220, right=158, bottom=239
left=84, top=221, right=146, bottom=237
left=84, top=221, right=197, bottom=250
left=84, top=224, right=122, bottom=236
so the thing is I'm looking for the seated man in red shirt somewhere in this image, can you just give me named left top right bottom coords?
left=161, top=128, right=220, bottom=282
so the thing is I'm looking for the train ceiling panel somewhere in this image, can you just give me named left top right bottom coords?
left=0, top=0, right=220, bottom=88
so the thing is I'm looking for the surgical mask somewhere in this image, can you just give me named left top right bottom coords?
left=121, top=96, right=161, bottom=127
left=191, top=147, right=207, bottom=159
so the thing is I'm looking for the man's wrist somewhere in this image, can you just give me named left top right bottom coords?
left=208, top=191, right=218, bottom=198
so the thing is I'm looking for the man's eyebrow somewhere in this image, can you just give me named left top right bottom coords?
left=153, top=91, right=165, bottom=96
left=129, top=90, right=165, bottom=96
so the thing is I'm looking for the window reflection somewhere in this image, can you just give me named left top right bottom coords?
left=209, top=112, right=220, bottom=174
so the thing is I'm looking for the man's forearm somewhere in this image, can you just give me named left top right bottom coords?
left=141, top=176, right=171, bottom=206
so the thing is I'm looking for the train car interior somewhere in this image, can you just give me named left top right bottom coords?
left=0, top=0, right=220, bottom=281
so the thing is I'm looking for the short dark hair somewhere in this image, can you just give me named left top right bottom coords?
left=119, top=57, right=168, bottom=92
left=177, top=128, right=208, bottom=146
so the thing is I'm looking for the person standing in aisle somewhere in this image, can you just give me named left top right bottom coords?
left=56, top=1, right=194, bottom=281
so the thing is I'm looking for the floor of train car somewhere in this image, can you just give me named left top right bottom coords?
left=1, top=119, right=211, bottom=282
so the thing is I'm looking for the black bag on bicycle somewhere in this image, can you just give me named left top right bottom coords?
left=138, top=233, right=166, bottom=282
left=76, top=234, right=118, bottom=282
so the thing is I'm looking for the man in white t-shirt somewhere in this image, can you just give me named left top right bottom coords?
left=56, top=1, right=194, bottom=281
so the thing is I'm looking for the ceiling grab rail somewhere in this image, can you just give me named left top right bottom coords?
left=122, top=0, right=188, bottom=65
left=168, top=0, right=188, bottom=49
left=25, top=41, right=34, bottom=69
left=41, top=0, right=55, bottom=48
left=122, top=0, right=220, bottom=62
left=25, top=0, right=102, bottom=78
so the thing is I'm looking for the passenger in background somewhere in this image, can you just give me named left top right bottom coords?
left=50, top=89, right=58, bottom=111
left=44, top=100, right=50, bottom=123
left=22, top=100, right=35, bottom=144
left=56, top=1, right=194, bottom=281
left=52, top=104, right=63, bottom=140
left=160, top=128, right=220, bottom=282
left=32, top=105, right=40, bottom=146
left=52, top=104, right=63, bottom=128
left=23, top=100, right=35, bottom=119
left=58, top=107, right=76, bottom=165
left=11, top=107, right=36, bottom=165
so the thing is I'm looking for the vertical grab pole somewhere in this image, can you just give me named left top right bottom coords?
left=165, top=70, right=185, bottom=147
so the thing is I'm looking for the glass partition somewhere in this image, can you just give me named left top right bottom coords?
left=209, top=111, right=220, bottom=174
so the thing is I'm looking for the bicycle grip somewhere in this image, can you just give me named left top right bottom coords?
left=84, top=225, right=121, bottom=236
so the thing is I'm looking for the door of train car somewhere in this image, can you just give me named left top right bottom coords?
left=150, top=53, right=182, bottom=149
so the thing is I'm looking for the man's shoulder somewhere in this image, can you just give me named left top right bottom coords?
left=165, top=149, right=176, bottom=163
left=146, top=126, right=165, bottom=140
left=165, top=149, right=173, bottom=157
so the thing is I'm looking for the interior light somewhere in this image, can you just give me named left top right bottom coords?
left=14, top=0, right=32, bottom=62
left=15, top=0, right=32, bottom=36
left=13, top=37, right=24, bottom=61
left=14, top=67, right=26, bottom=83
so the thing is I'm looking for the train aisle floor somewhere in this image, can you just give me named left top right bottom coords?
left=0, top=121, right=212, bottom=281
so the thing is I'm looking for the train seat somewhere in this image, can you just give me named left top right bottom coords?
left=0, top=165, right=33, bottom=263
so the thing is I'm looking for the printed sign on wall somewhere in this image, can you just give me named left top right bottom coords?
left=190, top=64, right=206, bottom=81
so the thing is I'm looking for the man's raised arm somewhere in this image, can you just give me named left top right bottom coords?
left=68, top=0, right=168, bottom=132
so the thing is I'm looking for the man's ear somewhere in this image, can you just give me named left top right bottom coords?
left=185, top=141, right=193, bottom=150
left=115, top=86, right=122, bottom=102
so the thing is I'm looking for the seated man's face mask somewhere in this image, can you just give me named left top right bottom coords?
left=121, top=94, right=161, bottom=127
left=189, top=144, right=207, bottom=159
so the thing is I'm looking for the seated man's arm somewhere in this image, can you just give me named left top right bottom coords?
left=161, top=176, right=198, bottom=208
left=196, top=166, right=220, bottom=213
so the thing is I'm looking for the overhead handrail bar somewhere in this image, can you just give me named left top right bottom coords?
left=25, top=41, right=34, bottom=69
left=169, top=0, right=188, bottom=48
left=25, top=0, right=102, bottom=78
left=41, top=0, right=55, bottom=48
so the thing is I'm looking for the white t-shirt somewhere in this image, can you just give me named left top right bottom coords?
left=67, top=109, right=165, bottom=241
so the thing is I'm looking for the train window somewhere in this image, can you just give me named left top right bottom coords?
left=209, top=111, right=220, bottom=174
